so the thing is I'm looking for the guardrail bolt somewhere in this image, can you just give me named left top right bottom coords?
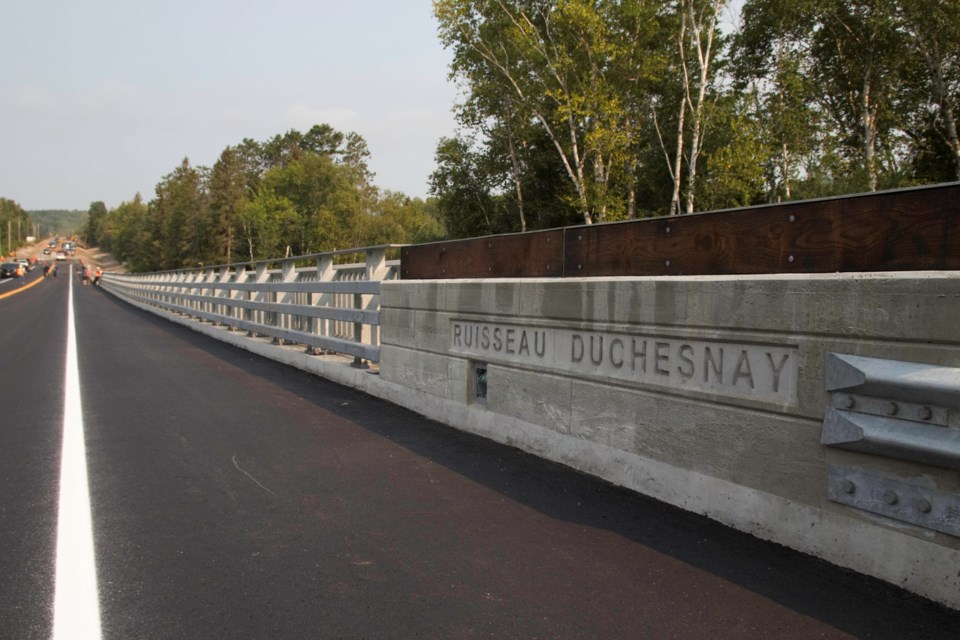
left=885, top=401, right=899, bottom=416
left=884, top=490, right=899, bottom=506
left=918, top=498, right=933, bottom=514
left=840, top=394, right=855, bottom=409
left=918, top=406, right=933, bottom=421
left=841, top=480, right=855, bottom=494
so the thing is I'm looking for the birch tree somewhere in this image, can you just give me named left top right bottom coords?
left=680, top=0, right=724, bottom=213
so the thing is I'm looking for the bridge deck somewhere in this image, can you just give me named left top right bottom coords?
left=2, top=266, right=958, bottom=639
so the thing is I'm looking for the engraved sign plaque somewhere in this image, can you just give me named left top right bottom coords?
left=450, top=320, right=798, bottom=406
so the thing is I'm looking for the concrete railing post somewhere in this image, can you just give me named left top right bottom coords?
left=363, top=248, right=388, bottom=349
left=249, top=263, right=269, bottom=337
left=309, top=254, right=334, bottom=354
left=274, top=258, right=298, bottom=345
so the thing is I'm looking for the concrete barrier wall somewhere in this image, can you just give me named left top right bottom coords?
left=378, top=273, right=960, bottom=609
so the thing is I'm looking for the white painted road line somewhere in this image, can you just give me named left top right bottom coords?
left=52, top=274, right=103, bottom=639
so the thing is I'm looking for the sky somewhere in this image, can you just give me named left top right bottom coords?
left=0, top=0, right=459, bottom=210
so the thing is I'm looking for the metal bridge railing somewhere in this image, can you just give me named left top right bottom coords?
left=99, top=245, right=402, bottom=366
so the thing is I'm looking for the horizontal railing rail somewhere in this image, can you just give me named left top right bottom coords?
left=100, top=245, right=403, bottom=365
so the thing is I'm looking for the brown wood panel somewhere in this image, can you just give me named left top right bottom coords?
left=567, top=184, right=960, bottom=277
left=399, top=184, right=959, bottom=279
left=400, top=229, right=564, bottom=279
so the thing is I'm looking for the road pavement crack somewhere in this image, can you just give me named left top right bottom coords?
left=231, top=455, right=278, bottom=497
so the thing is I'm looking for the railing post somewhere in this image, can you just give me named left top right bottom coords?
left=225, top=265, right=240, bottom=331
left=201, top=267, right=216, bottom=320
left=350, top=247, right=388, bottom=368
left=178, top=271, right=191, bottom=315
left=308, top=253, right=334, bottom=355
left=364, top=248, right=388, bottom=348
left=273, top=258, right=298, bottom=345
left=189, top=269, right=203, bottom=317
left=216, top=266, right=233, bottom=327
left=249, top=262, right=269, bottom=337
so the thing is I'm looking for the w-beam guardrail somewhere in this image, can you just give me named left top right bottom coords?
left=99, top=245, right=402, bottom=366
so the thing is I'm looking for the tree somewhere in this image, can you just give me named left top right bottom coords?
left=694, top=97, right=769, bottom=210
left=678, top=0, right=726, bottom=214
left=359, top=192, right=445, bottom=246
left=208, top=146, right=259, bottom=265
left=429, top=135, right=503, bottom=238
left=260, top=152, right=368, bottom=255
left=237, top=191, right=295, bottom=261
left=152, top=158, right=210, bottom=268
left=84, top=201, right=108, bottom=247
left=101, top=194, right=155, bottom=271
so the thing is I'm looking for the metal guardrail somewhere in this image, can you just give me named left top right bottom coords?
left=99, top=246, right=402, bottom=365
left=821, top=353, right=960, bottom=537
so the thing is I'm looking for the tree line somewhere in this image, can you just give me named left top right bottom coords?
left=84, top=125, right=446, bottom=272
left=429, top=0, right=960, bottom=237
left=28, top=210, right=87, bottom=237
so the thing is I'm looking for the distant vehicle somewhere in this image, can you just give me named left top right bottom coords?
left=48, top=240, right=57, bottom=248
left=56, top=252, right=67, bottom=261
left=16, top=259, right=31, bottom=272
left=43, top=248, right=51, bottom=255
left=0, top=262, right=20, bottom=278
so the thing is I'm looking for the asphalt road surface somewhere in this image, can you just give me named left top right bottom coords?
left=1, top=264, right=959, bottom=639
